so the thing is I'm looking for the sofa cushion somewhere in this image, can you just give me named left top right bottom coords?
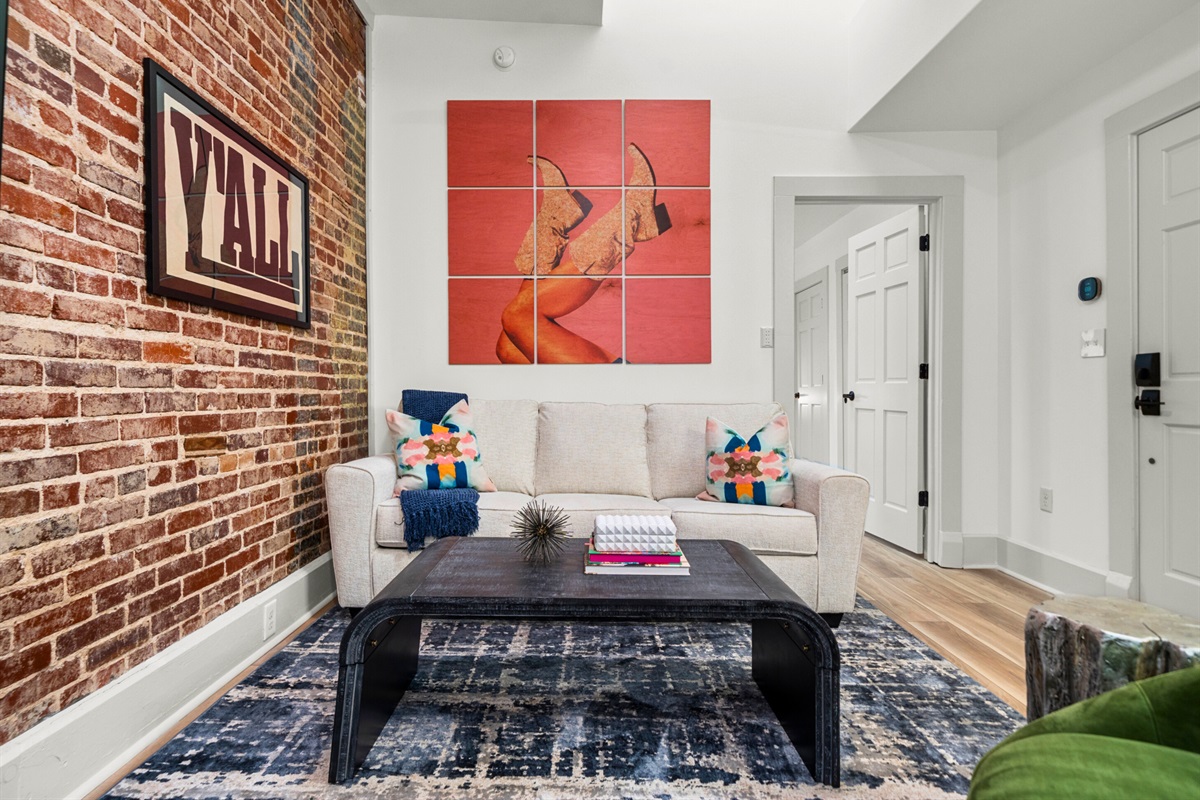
left=647, top=403, right=784, bottom=500
left=537, top=493, right=671, bottom=539
left=535, top=403, right=653, bottom=497
left=375, top=491, right=533, bottom=548
left=702, top=411, right=794, bottom=507
left=471, top=399, right=538, bottom=495
left=658, top=497, right=816, bottom=555
left=385, top=400, right=497, bottom=492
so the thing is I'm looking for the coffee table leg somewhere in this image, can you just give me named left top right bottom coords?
left=751, top=618, right=840, bottom=787
left=329, top=614, right=422, bottom=783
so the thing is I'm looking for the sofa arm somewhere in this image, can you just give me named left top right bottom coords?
left=791, top=459, right=869, bottom=613
left=326, top=455, right=396, bottom=608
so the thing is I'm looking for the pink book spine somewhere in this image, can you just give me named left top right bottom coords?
left=587, top=553, right=682, bottom=565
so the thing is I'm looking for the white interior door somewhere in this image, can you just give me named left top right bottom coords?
left=1137, top=106, right=1200, bottom=617
left=795, top=279, right=829, bottom=463
left=845, top=207, right=926, bottom=554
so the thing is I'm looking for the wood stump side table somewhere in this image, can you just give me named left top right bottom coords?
left=1025, top=595, right=1200, bottom=720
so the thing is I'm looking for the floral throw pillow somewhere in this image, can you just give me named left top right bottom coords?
left=385, top=399, right=496, bottom=493
left=702, top=412, right=794, bottom=507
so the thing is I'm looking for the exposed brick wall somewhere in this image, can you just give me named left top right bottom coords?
left=0, top=0, right=367, bottom=742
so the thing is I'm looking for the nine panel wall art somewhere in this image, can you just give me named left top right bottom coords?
left=447, top=100, right=710, bottom=364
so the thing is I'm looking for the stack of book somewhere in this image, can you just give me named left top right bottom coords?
left=585, top=515, right=689, bottom=575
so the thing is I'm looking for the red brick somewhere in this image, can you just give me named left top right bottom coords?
left=0, top=359, right=42, bottom=385
left=144, top=341, right=194, bottom=363
left=52, top=295, right=124, bottom=326
left=0, top=251, right=36, bottom=283
left=76, top=88, right=138, bottom=143
left=0, top=487, right=40, bottom=517
left=75, top=272, right=110, bottom=296
left=10, top=0, right=70, bottom=43
left=118, top=366, right=173, bottom=390
left=0, top=284, right=53, bottom=316
left=182, top=318, right=224, bottom=340
left=73, top=58, right=106, bottom=95
left=120, top=416, right=176, bottom=440
left=126, top=306, right=180, bottom=333
left=5, top=50, right=72, bottom=105
left=0, top=424, right=46, bottom=452
left=80, top=392, right=143, bottom=417
left=38, top=101, right=72, bottom=134
left=181, top=562, right=224, bottom=596
left=55, top=608, right=125, bottom=657
left=94, top=570, right=155, bottom=612
left=167, top=505, right=213, bottom=535
left=112, top=278, right=139, bottom=301
left=30, top=534, right=106, bottom=579
left=49, top=419, right=119, bottom=447
left=45, top=361, right=117, bottom=387
left=0, top=579, right=64, bottom=619
left=108, top=518, right=166, bottom=554
left=150, top=594, right=199, bottom=636
left=85, top=623, right=150, bottom=671
left=67, top=553, right=134, bottom=595
left=0, top=392, right=76, bottom=419
left=76, top=213, right=139, bottom=253
left=3, top=121, right=76, bottom=171
left=13, top=598, right=93, bottom=649
left=128, top=583, right=181, bottom=621
left=79, top=444, right=143, bottom=474
left=79, top=336, right=140, bottom=361
left=0, top=643, right=52, bottom=690
left=178, top=414, right=222, bottom=435
left=42, top=482, right=80, bottom=509
left=156, top=552, right=202, bottom=585
left=85, top=475, right=116, bottom=502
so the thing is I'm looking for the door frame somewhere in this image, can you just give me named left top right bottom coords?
left=1104, top=73, right=1200, bottom=600
left=774, top=176, right=964, bottom=566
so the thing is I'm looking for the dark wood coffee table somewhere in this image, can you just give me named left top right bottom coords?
left=328, top=537, right=840, bottom=786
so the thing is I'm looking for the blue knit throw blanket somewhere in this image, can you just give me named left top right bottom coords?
left=398, top=389, right=481, bottom=551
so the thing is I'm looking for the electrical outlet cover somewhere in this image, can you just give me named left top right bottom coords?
left=1081, top=328, right=1105, bottom=358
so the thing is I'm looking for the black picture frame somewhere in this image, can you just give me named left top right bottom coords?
left=143, top=58, right=311, bottom=328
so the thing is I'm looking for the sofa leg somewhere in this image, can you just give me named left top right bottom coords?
left=820, top=613, right=843, bottom=629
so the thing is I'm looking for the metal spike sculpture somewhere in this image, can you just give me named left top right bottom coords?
left=511, top=500, right=572, bottom=565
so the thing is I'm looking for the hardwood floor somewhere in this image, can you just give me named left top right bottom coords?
left=856, top=534, right=1052, bottom=715
left=89, top=539, right=1047, bottom=795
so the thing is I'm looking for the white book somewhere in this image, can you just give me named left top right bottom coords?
left=584, top=553, right=690, bottom=576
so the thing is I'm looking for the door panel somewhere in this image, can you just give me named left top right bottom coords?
left=794, top=280, right=829, bottom=463
left=846, top=207, right=925, bottom=553
left=1137, top=106, right=1200, bottom=616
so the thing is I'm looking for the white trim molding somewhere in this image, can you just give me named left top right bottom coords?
left=962, top=535, right=1108, bottom=597
left=0, top=554, right=336, bottom=800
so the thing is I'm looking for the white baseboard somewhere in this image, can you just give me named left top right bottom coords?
left=0, top=553, right=336, bottom=800
left=930, top=530, right=964, bottom=568
left=960, top=535, right=1108, bottom=596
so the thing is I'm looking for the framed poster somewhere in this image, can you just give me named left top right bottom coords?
left=143, top=58, right=310, bottom=328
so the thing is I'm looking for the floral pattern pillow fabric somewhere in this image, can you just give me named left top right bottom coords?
left=702, top=412, right=794, bottom=507
left=385, top=399, right=496, bottom=493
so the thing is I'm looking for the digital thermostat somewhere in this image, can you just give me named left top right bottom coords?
left=1078, top=277, right=1102, bottom=302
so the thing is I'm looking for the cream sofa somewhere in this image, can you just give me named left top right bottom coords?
left=326, top=401, right=869, bottom=620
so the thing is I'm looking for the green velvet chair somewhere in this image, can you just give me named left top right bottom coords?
left=968, top=666, right=1200, bottom=799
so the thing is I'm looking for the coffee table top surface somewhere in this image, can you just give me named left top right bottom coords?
left=375, top=537, right=805, bottom=609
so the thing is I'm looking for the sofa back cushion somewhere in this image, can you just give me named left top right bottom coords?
left=535, top=402, right=652, bottom=497
left=468, top=399, right=538, bottom=495
left=647, top=403, right=785, bottom=500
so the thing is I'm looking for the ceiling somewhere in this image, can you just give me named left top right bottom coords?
left=850, top=0, right=1199, bottom=131
left=356, top=0, right=603, bottom=26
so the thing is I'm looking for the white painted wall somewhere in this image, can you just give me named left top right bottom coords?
left=366, top=2, right=1000, bottom=539
left=997, top=5, right=1200, bottom=576
left=845, top=0, right=981, bottom=128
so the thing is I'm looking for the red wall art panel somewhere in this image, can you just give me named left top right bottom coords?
left=446, top=99, right=710, bottom=364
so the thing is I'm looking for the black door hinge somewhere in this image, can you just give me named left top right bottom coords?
left=919, top=363, right=929, bottom=380
left=919, top=234, right=930, bottom=251
left=918, top=490, right=929, bottom=507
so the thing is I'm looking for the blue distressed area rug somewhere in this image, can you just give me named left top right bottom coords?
left=103, top=599, right=1022, bottom=799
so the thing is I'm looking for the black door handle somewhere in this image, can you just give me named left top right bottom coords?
left=1135, top=390, right=1164, bottom=416
left=842, top=391, right=855, bottom=404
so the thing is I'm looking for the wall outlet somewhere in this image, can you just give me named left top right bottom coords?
left=262, top=599, right=277, bottom=640
left=1039, top=487, right=1053, bottom=513
left=760, top=327, right=774, bottom=348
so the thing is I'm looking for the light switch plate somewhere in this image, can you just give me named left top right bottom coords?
left=760, top=327, right=774, bottom=348
left=1081, top=328, right=1105, bottom=358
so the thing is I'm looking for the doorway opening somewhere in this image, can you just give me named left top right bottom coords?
left=793, top=203, right=928, bottom=555
left=773, top=177, right=965, bottom=567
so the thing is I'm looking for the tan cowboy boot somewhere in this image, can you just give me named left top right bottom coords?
left=514, top=156, right=592, bottom=275
left=568, top=143, right=672, bottom=277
